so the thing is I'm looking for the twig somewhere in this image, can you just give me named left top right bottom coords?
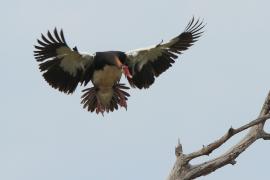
left=185, top=114, right=270, bottom=162
left=261, top=131, right=270, bottom=140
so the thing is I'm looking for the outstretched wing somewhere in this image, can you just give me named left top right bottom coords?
left=34, top=28, right=95, bottom=94
left=125, top=17, right=205, bottom=89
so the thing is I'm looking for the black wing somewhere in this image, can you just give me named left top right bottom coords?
left=34, top=28, right=94, bottom=94
left=125, top=17, right=205, bottom=89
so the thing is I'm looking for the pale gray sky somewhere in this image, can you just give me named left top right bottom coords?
left=1, top=0, right=270, bottom=180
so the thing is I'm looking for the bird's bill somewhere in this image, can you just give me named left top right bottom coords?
left=122, top=65, right=132, bottom=79
left=114, top=56, right=133, bottom=79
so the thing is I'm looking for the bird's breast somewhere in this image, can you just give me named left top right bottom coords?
left=92, top=65, right=122, bottom=89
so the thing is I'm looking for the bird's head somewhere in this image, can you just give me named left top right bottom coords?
left=114, top=56, right=132, bottom=79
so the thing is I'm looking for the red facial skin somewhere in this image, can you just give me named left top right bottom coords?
left=122, top=65, right=132, bottom=79
left=114, top=56, right=133, bottom=79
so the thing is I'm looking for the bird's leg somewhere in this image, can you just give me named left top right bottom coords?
left=96, top=97, right=105, bottom=115
left=118, top=93, right=127, bottom=110
left=111, top=84, right=130, bottom=111
left=114, top=86, right=128, bottom=110
left=118, top=92, right=127, bottom=109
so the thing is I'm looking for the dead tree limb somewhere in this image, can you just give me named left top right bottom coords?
left=167, top=91, right=270, bottom=180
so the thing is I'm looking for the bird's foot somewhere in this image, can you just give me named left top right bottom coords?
left=81, top=87, right=106, bottom=115
left=96, top=98, right=105, bottom=116
left=119, top=98, right=127, bottom=110
left=114, top=84, right=130, bottom=110
left=117, top=91, right=127, bottom=109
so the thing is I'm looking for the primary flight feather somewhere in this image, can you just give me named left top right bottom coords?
left=34, top=17, right=205, bottom=115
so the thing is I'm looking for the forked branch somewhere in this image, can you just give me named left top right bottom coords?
left=167, top=91, right=270, bottom=180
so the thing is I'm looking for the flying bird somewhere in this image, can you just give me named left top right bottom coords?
left=34, top=17, right=205, bottom=115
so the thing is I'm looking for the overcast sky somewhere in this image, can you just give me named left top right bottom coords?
left=1, top=0, right=270, bottom=180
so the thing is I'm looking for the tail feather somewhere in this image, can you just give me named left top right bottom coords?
left=81, top=87, right=97, bottom=112
left=81, top=83, right=130, bottom=115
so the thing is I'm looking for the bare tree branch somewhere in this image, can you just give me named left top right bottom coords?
left=185, top=114, right=270, bottom=162
left=167, top=91, right=270, bottom=180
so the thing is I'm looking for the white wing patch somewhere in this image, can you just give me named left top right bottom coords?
left=57, top=47, right=93, bottom=76
left=127, top=45, right=165, bottom=71
left=125, top=36, right=181, bottom=71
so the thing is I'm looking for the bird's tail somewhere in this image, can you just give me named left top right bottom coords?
left=81, top=83, right=130, bottom=115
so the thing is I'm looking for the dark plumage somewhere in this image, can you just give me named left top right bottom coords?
left=34, top=17, right=205, bottom=115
